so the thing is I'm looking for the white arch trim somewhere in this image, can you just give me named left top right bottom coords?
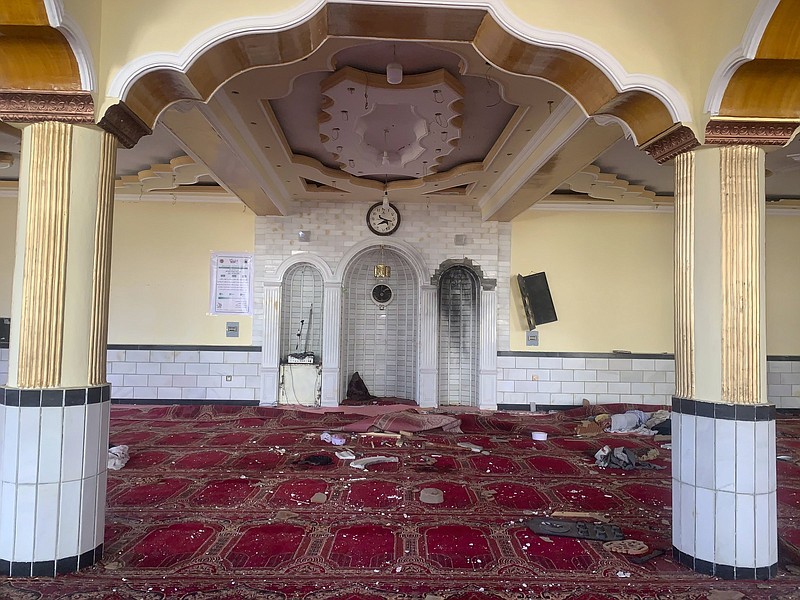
left=268, top=251, right=335, bottom=285
left=704, top=0, right=779, bottom=115
left=44, top=0, right=97, bottom=91
left=334, top=238, right=429, bottom=284
left=106, top=0, right=690, bottom=123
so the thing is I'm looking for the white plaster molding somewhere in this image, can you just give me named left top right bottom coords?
left=44, top=0, right=97, bottom=91
left=593, top=114, right=636, bottom=144
left=478, top=98, right=585, bottom=217
left=704, top=0, right=779, bottom=116
left=107, top=0, right=690, bottom=123
left=530, top=201, right=674, bottom=213
left=333, top=238, right=430, bottom=283
left=270, top=252, right=335, bottom=283
left=564, top=165, right=657, bottom=204
left=116, top=156, right=209, bottom=195
left=114, top=190, right=240, bottom=204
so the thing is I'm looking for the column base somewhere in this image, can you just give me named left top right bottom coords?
left=672, top=396, right=777, bottom=580
left=672, top=546, right=777, bottom=580
left=0, top=543, right=104, bottom=577
left=0, top=385, right=111, bottom=577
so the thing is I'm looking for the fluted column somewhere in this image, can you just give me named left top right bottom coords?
left=478, top=288, right=497, bottom=410
left=259, top=282, right=282, bottom=405
left=1, top=123, right=117, bottom=577
left=671, top=144, right=774, bottom=580
left=417, top=285, right=438, bottom=408
left=321, top=282, right=342, bottom=407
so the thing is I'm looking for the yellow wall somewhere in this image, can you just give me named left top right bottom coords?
left=0, top=196, right=16, bottom=317
left=108, top=200, right=255, bottom=345
left=511, top=208, right=800, bottom=355
left=766, top=214, right=800, bottom=355
left=511, top=208, right=674, bottom=353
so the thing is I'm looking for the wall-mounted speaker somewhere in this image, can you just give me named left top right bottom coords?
left=0, top=317, right=9, bottom=343
left=517, top=273, right=557, bottom=329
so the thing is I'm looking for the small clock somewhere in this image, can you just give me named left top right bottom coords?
left=366, top=201, right=401, bottom=236
left=371, top=283, right=393, bottom=307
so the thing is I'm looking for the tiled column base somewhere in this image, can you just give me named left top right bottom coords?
left=0, top=385, right=111, bottom=576
left=672, top=396, right=777, bottom=580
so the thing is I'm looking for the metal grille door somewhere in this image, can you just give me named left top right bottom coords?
left=438, top=267, right=479, bottom=406
left=341, top=247, right=418, bottom=399
left=280, top=264, right=324, bottom=362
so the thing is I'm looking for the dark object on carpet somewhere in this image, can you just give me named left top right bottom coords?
left=345, top=371, right=375, bottom=403
left=296, top=454, right=333, bottom=467
left=630, top=549, right=666, bottom=564
left=524, top=517, right=624, bottom=541
left=652, top=418, right=671, bottom=435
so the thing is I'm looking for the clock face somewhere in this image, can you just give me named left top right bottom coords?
left=371, top=284, right=393, bottom=306
left=366, top=201, right=401, bottom=236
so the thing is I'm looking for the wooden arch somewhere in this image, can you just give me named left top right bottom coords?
left=720, top=0, right=800, bottom=119
left=0, top=1, right=81, bottom=91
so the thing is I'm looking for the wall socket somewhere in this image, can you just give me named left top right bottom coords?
left=225, top=375, right=232, bottom=381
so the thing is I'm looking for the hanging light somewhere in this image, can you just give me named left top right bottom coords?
left=386, top=45, right=403, bottom=85
left=374, top=244, right=391, bottom=279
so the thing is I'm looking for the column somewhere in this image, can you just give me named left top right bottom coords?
left=0, top=122, right=117, bottom=576
left=417, top=285, right=438, bottom=408
left=671, top=145, right=775, bottom=579
left=479, top=288, right=498, bottom=410
left=320, top=282, right=341, bottom=407
left=259, top=283, right=281, bottom=406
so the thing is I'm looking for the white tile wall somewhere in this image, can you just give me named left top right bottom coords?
left=253, top=200, right=510, bottom=350
left=4, top=348, right=800, bottom=408
left=105, top=348, right=262, bottom=402
left=497, top=354, right=800, bottom=408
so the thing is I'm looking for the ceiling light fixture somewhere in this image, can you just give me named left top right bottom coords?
left=386, top=45, right=403, bottom=85
left=0, top=152, right=13, bottom=170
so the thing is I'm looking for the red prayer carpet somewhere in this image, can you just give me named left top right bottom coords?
left=2, top=403, right=800, bottom=599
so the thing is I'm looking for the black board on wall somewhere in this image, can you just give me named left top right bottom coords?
left=517, top=273, right=557, bottom=330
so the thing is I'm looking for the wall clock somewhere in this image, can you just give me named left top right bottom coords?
left=366, top=201, right=401, bottom=236
left=371, top=283, right=394, bottom=307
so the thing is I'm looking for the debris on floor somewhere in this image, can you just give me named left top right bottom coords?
left=349, top=455, right=399, bottom=470
left=310, top=492, right=328, bottom=503
left=335, top=450, right=356, bottom=460
left=457, top=441, right=483, bottom=452
left=524, top=517, right=624, bottom=541
left=107, top=445, right=130, bottom=470
left=320, top=431, right=347, bottom=445
left=603, top=539, right=650, bottom=556
left=629, top=549, right=665, bottom=564
left=594, top=445, right=665, bottom=470
left=551, top=510, right=610, bottom=523
left=419, top=488, right=444, bottom=504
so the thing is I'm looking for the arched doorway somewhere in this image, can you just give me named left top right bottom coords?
left=437, top=266, right=480, bottom=406
left=340, top=246, right=419, bottom=400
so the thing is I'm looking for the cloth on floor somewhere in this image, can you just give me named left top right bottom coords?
left=344, top=371, right=375, bottom=403
left=342, top=409, right=462, bottom=434
left=107, top=445, right=130, bottom=470
left=595, top=410, right=664, bottom=436
left=594, top=445, right=665, bottom=470
left=644, top=410, right=670, bottom=429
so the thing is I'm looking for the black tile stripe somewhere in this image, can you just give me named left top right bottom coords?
left=672, top=546, right=777, bottom=580
left=110, top=398, right=258, bottom=407
left=672, top=396, right=775, bottom=422
left=107, top=344, right=261, bottom=352
left=1, top=543, right=103, bottom=577
left=0, top=385, right=111, bottom=407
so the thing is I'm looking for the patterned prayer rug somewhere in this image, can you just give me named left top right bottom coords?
left=2, top=403, right=800, bottom=599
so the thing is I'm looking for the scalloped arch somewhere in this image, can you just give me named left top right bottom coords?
left=106, top=0, right=687, bottom=147
left=270, top=252, right=335, bottom=284
left=334, top=238, right=430, bottom=284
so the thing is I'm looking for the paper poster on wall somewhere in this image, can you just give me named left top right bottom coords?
left=210, top=253, right=254, bottom=315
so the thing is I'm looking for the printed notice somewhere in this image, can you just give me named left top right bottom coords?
left=210, top=253, right=254, bottom=315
